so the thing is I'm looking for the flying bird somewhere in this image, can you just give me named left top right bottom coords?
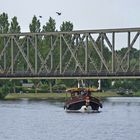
left=56, top=12, right=61, bottom=15
left=39, top=16, right=42, bottom=18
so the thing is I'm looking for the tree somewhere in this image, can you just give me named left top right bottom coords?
left=60, top=21, right=73, bottom=47
left=0, top=12, right=9, bottom=33
left=28, top=15, right=41, bottom=71
left=59, top=21, right=74, bottom=71
left=60, top=21, right=73, bottom=45
left=42, top=17, right=56, bottom=47
left=0, top=80, right=11, bottom=99
left=9, top=16, right=21, bottom=33
left=42, top=17, right=56, bottom=32
left=29, top=15, right=41, bottom=32
left=60, top=21, right=73, bottom=32
left=0, top=13, right=10, bottom=69
left=88, top=38, right=111, bottom=70
left=41, top=17, right=57, bottom=69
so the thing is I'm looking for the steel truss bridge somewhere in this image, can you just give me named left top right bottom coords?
left=1, top=27, right=140, bottom=79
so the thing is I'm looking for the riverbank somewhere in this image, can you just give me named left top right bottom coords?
left=4, top=93, right=67, bottom=101
left=4, top=91, right=140, bottom=101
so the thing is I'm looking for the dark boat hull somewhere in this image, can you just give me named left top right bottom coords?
left=64, top=99, right=102, bottom=112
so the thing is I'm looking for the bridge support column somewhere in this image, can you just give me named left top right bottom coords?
left=127, top=32, right=131, bottom=71
left=11, top=36, right=14, bottom=74
left=35, top=35, right=38, bottom=74
left=85, top=34, right=88, bottom=73
left=60, top=34, right=62, bottom=74
left=112, top=32, right=115, bottom=72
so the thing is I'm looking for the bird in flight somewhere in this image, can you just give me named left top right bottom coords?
left=39, top=16, right=42, bottom=18
left=56, top=12, right=61, bottom=15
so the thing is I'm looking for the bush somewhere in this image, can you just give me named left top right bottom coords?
left=52, top=84, right=66, bottom=92
left=0, top=84, right=10, bottom=99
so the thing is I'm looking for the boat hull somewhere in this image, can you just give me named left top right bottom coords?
left=64, top=87, right=102, bottom=113
left=65, top=105, right=101, bottom=113
left=64, top=99, right=102, bottom=112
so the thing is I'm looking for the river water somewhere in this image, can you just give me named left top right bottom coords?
left=0, top=97, right=140, bottom=140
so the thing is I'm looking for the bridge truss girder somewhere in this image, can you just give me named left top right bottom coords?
left=0, top=27, right=140, bottom=79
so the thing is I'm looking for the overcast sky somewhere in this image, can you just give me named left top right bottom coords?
left=0, top=0, right=140, bottom=32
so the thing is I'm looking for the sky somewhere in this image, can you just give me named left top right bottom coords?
left=1, top=0, right=140, bottom=32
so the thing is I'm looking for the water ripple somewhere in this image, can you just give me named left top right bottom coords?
left=0, top=98, right=140, bottom=140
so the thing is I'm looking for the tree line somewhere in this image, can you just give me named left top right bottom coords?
left=0, top=12, right=73, bottom=33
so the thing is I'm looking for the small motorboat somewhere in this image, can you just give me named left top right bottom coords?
left=64, top=88, right=102, bottom=113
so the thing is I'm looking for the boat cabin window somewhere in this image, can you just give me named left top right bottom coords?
left=70, top=91, right=80, bottom=98
left=70, top=90, right=91, bottom=98
left=80, top=91, right=86, bottom=95
left=80, top=90, right=91, bottom=96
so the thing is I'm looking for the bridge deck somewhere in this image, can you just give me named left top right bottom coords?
left=1, top=72, right=140, bottom=79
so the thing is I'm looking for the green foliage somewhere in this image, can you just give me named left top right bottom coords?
left=0, top=80, right=11, bottom=99
left=42, top=17, right=56, bottom=32
left=59, top=21, right=74, bottom=70
left=101, top=79, right=112, bottom=90
left=41, top=17, right=56, bottom=59
left=112, top=79, right=139, bottom=91
left=9, top=16, right=21, bottom=33
left=60, top=21, right=73, bottom=31
left=0, top=12, right=9, bottom=33
left=60, top=21, right=73, bottom=43
left=117, top=47, right=138, bottom=59
left=0, top=12, right=9, bottom=56
left=29, top=15, right=41, bottom=32
left=88, top=39, right=111, bottom=70
left=52, top=84, right=66, bottom=91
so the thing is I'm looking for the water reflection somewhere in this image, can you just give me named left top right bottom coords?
left=106, top=97, right=140, bottom=102
left=0, top=97, right=140, bottom=140
left=104, top=97, right=140, bottom=107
